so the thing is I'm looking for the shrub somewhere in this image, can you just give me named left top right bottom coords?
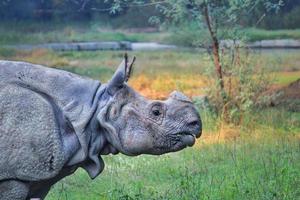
left=205, top=47, right=271, bottom=124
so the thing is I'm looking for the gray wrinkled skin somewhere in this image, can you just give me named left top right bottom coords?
left=0, top=58, right=202, bottom=200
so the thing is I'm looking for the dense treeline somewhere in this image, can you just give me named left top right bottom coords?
left=241, top=0, right=300, bottom=29
left=0, top=0, right=118, bottom=20
left=0, top=0, right=299, bottom=29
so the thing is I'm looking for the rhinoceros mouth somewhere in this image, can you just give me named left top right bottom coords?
left=178, top=132, right=196, bottom=147
left=165, top=132, right=196, bottom=148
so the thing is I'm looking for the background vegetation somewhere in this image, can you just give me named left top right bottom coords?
left=1, top=0, right=300, bottom=30
left=1, top=0, right=300, bottom=46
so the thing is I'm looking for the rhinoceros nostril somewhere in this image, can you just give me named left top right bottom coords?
left=187, top=120, right=199, bottom=127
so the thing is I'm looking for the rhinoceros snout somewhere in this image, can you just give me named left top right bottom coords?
left=187, top=118, right=202, bottom=138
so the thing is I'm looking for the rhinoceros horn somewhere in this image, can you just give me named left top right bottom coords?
left=169, top=91, right=192, bottom=103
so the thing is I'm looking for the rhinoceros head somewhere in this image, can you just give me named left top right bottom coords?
left=97, top=55, right=202, bottom=156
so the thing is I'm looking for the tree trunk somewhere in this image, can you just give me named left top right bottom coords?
left=211, top=39, right=224, bottom=89
left=203, top=3, right=227, bottom=103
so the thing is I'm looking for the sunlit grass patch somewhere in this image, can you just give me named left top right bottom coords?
left=273, top=71, right=300, bottom=85
left=129, top=73, right=208, bottom=99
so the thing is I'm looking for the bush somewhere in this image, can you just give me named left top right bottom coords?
left=205, top=47, right=271, bottom=124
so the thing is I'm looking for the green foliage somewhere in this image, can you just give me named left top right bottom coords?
left=0, top=21, right=166, bottom=45
left=104, top=4, right=161, bottom=28
left=0, top=0, right=162, bottom=29
left=250, top=3, right=300, bottom=30
left=0, top=0, right=116, bottom=20
left=0, top=0, right=298, bottom=30
left=155, top=0, right=282, bottom=27
left=281, top=5, right=300, bottom=29
left=205, top=48, right=272, bottom=124
left=165, top=22, right=210, bottom=47
left=152, top=0, right=285, bottom=46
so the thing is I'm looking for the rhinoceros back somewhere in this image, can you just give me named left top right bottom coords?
left=0, top=61, right=101, bottom=181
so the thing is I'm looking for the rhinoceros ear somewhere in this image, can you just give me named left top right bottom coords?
left=107, top=53, right=136, bottom=95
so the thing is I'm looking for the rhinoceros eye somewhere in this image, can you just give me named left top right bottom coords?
left=152, top=109, right=161, bottom=116
left=149, top=103, right=165, bottom=124
left=151, top=105, right=162, bottom=116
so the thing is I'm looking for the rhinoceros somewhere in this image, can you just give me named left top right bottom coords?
left=0, top=54, right=202, bottom=200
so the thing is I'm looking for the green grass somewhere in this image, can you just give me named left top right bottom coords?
left=250, top=49, right=300, bottom=72
left=2, top=49, right=300, bottom=73
left=0, top=28, right=164, bottom=45
left=167, top=26, right=300, bottom=47
left=46, top=109, right=300, bottom=200
left=274, top=71, right=300, bottom=85
left=0, top=21, right=167, bottom=45
left=244, top=28, right=300, bottom=42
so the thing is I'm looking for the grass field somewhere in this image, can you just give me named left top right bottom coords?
left=244, top=28, right=300, bottom=42
left=0, top=48, right=299, bottom=199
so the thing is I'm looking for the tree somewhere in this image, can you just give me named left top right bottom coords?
left=0, top=0, right=121, bottom=20
left=149, top=0, right=283, bottom=104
